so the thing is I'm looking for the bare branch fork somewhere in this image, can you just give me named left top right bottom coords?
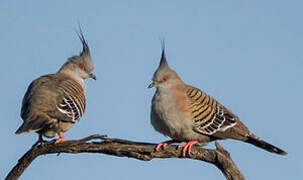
left=6, top=135, right=245, bottom=180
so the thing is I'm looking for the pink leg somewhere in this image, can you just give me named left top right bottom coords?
left=156, top=140, right=179, bottom=151
left=55, top=132, right=66, bottom=143
left=178, top=140, right=199, bottom=157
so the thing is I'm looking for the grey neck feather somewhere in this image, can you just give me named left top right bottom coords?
left=58, top=62, right=85, bottom=88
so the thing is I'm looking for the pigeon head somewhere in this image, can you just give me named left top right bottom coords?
left=59, top=27, right=96, bottom=80
left=148, top=45, right=182, bottom=89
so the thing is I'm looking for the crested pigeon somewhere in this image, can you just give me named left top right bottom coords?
left=15, top=29, right=96, bottom=144
left=148, top=46, right=287, bottom=156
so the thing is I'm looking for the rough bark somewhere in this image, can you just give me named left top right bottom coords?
left=6, top=135, right=245, bottom=180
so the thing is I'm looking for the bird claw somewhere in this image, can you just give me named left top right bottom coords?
left=155, top=140, right=180, bottom=151
left=178, top=140, right=199, bottom=157
left=156, top=142, right=169, bottom=151
left=55, top=137, right=66, bottom=144
left=55, top=132, right=66, bottom=144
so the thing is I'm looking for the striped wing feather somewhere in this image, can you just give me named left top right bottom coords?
left=55, top=77, right=86, bottom=123
left=21, top=74, right=86, bottom=123
left=18, top=74, right=86, bottom=133
left=186, top=87, right=236, bottom=135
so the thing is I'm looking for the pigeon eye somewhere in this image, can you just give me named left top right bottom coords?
left=161, top=75, right=168, bottom=82
left=78, top=64, right=86, bottom=71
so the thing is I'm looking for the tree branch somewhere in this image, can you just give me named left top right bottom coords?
left=6, top=135, right=245, bottom=180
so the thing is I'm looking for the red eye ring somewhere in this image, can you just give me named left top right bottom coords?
left=161, top=75, right=168, bottom=82
left=78, top=64, right=85, bottom=71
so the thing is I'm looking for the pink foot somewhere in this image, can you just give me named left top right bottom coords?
left=55, top=132, right=66, bottom=143
left=178, top=140, right=199, bottom=157
left=155, top=140, right=179, bottom=151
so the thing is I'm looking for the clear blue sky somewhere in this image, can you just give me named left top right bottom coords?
left=1, top=0, right=302, bottom=179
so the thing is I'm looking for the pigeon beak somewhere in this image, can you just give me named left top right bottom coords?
left=148, top=81, right=156, bottom=88
left=90, top=73, right=96, bottom=80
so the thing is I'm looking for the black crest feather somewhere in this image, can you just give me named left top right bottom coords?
left=76, top=24, right=90, bottom=57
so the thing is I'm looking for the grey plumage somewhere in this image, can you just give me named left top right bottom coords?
left=16, top=28, right=95, bottom=143
left=149, top=47, right=287, bottom=156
